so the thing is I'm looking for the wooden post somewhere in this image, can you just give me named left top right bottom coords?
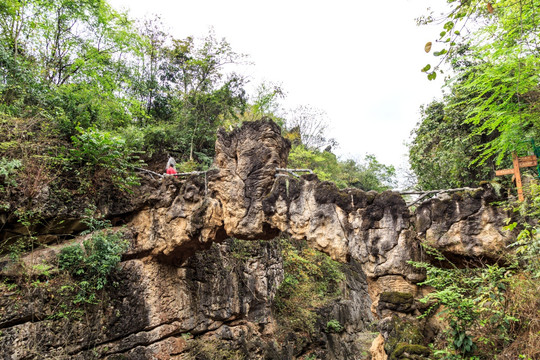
left=495, top=151, right=539, bottom=201
left=512, top=152, right=524, bottom=201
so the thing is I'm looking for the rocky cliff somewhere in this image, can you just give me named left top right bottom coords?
left=0, top=120, right=514, bottom=359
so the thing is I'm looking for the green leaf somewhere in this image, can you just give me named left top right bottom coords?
left=443, top=21, right=454, bottom=31
left=421, top=64, right=431, bottom=72
left=433, top=49, right=447, bottom=57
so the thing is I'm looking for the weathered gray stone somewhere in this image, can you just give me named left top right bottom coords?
left=415, top=188, right=515, bottom=261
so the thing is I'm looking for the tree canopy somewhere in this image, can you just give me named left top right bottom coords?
left=0, top=0, right=397, bottom=220
left=410, top=0, right=540, bottom=190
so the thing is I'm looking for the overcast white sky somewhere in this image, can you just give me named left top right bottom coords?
left=109, top=0, right=448, bottom=169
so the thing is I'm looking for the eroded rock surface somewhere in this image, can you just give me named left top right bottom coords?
left=415, top=188, right=514, bottom=262
left=0, top=119, right=513, bottom=359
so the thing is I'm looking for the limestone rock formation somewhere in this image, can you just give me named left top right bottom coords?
left=0, top=119, right=513, bottom=359
left=415, top=188, right=514, bottom=261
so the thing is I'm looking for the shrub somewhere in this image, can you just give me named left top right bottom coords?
left=0, top=157, right=22, bottom=188
left=326, top=319, right=344, bottom=333
left=503, top=180, right=540, bottom=277
left=411, top=246, right=524, bottom=359
left=58, top=229, right=128, bottom=304
left=69, top=126, right=144, bottom=191
left=274, top=237, right=345, bottom=336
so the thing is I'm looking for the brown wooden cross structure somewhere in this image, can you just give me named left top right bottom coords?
left=495, top=152, right=538, bottom=201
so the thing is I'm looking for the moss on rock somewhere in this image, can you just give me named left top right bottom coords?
left=390, top=343, right=431, bottom=360
left=378, top=292, right=415, bottom=314
left=380, top=292, right=414, bottom=305
left=381, top=316, right=426, bottom=359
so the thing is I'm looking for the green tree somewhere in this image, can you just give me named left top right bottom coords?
left=288, top=145, right=395, bottom=191
left=0, top=0, right=138, bottom=131
left=128, top=14, right=169, bottom=122
left=412, top=0, right=540, bottom=187
left=152, top=31, right=248, bottom=163
left=32, top=0, right=133, bottom=87
left=353, top=154, right=397, bottom=191
left=0, top=0, right=42, bottom=111
left=284, top=106, right=395, bottom=191
left=248, top=81, right=285, bottom=123
left=409, top=99, right=494, bottom=190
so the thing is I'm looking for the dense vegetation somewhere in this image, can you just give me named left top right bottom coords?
left=410, top=0, right=540, bottom=191
left=0, top=0, right=395, bottom=222
left=273, top=237, right=345, bottom=337
left=410, top=1, right=540, bottom=359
